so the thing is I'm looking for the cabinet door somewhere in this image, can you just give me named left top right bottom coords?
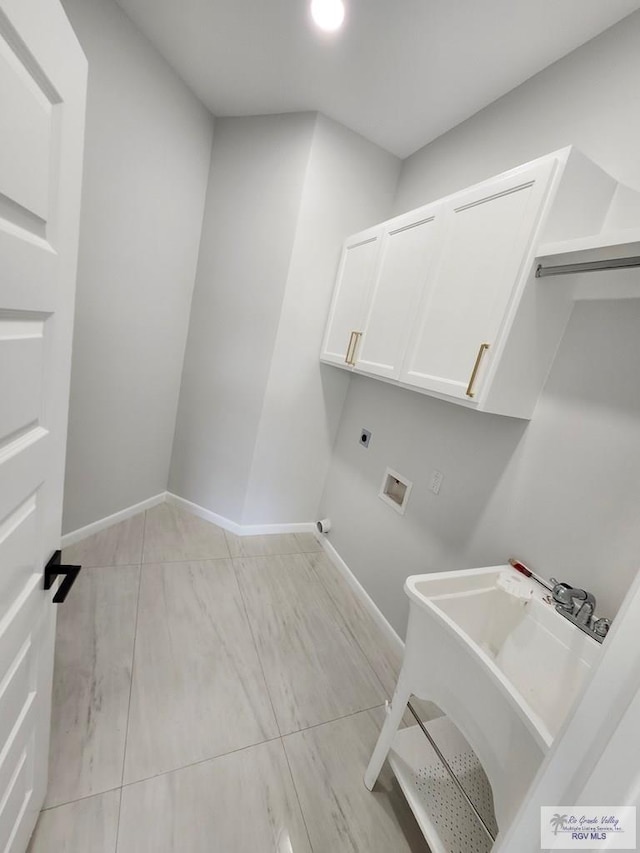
left=400, top=159, right=556, bottom=401
left=320, top=226, right=382, bottom=368
left=354, top=204, right=443, bottom=380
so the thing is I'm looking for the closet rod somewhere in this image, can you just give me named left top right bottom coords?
left=535, top=256, right=640, bottom=278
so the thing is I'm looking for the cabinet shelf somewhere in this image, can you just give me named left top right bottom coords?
left=389, top=716, right=498, bottom=853
left=537, top=226, right=640, bottom=264
left=536, top=228, right=640, bottom=300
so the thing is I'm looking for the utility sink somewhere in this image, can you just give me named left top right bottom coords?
left=407, top=566, right=600, bottom=746
left=365, top=564, right=602, bottom=839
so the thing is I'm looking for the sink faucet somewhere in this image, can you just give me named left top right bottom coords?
left=552, top=581, right=595, bottom=622
left=550, top=579, right=610, bottom=643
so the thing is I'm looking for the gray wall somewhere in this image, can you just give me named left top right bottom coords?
left=169, top=114, right=317, bottom=520
left=319, top=10, right=640, bottom=636
left=169, top=113, right=400, bottom=524
left=465, top=299, right=640, bottom=621
left=394, top=11, right=640, bottom=212
left=242, top=115, right=400, bottom=523
left=61, top=0, right=214, bottom=533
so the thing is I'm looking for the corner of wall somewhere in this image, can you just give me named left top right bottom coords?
left=166, top=112, right=317, bottom=524
left=241, top=113, right=401, bottom=525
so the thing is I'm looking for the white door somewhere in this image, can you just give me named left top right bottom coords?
left=400, top=159, right=556, bottom=401
left=320, top=225, right=381, bottom=369
left=0, top=1, right=86, bottom=850
left=354, top=203, right=443, bottom=380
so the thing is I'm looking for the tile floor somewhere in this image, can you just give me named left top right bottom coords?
left=28, top=502, right=430, bottom=852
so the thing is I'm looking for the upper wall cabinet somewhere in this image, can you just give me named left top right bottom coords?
left=321, top=147, right=621, bottom=419
left=355, top=202, right=444, bottom=380
left=399, top=159, right=554, bottom=402
left=320, top=225, right=382, bottom=369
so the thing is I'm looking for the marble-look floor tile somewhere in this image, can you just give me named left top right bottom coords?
left=62, top=514, right=144, bottom=568
left=118, top=740, right=312, bottom=853
left=234, top=554, right=386, bottom=734
left=294, top=531, right=323, bottom=553
left=305, top=553, right=442, bottom=723
left=224, top=531, right=302, bottom=558
left=305, top=551, right=404, bottom=697
left=142, top=503, right=229, bottom=563
left=284, top=709, right=430, bottom=853
left=124, top=559, right=278, bottom=783
left=28, top=790, right=120, bottom=853
left=46, top=566, right=139, bottom=807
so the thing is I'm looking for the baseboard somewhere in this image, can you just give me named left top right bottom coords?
left=319, top=536, right=405, bottom=655
left=165, top=492, right=317, bottom=538
left=61, top=492, right=167, bottom=548
left=61, top=492, right=398, bottom=657
left=62, top=490, right=317, bottom=549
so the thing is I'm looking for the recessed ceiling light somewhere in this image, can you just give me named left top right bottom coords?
left=310, top=0, right=345, bottom=32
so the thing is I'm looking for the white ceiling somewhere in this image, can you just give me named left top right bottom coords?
left=115, top=0, right=640, bottom=158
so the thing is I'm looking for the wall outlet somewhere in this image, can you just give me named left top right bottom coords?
left=359, top=428, right=372, bottom=448
left=430, top=469, right=444, bottom=495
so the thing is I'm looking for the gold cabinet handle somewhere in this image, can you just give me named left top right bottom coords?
left=351, top=331, right=362, bottom=365
left=345, top=331, right=356, bottom=365
left=345, top=331, right=363, bottom=366
left=466, top=343, right=490, bottom=398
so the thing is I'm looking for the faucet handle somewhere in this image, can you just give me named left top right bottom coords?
left=550, top=579, right=575, bottom=611
left=593, top=618, right=611, bottom=638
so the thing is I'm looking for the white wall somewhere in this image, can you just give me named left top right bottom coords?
left=320, top=378, right=526, bottom=633
left=168, top=114, right=316, bottom=521
left=465, top=298, right=640, bottom=623
left=319, top=10, right=640, bottom=636
left=394, top=11, right=640, bottom=212
left=241, top=114, right=400, bottom=523
left=169, top=112, right=400, bottom=524
left=61, top=0, right=214, bottom=533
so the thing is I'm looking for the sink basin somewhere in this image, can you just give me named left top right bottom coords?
left=408, top=567, right=599, bottom=743
left=402, top=565, right=601, bottom=832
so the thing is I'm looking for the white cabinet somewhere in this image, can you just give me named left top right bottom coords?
left=400, top=159, right=556, bottom=402
left=320, top=225, right=381, bottom=368
left=320, top=147, right=619, bottom=419
left=354, top=203, right=444, bottom=380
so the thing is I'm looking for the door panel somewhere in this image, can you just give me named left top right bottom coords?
left=0, top=495, right=38, bottom=623
left=0, top=33, right=53, bottom=222
left=0, top=2, right=86, bottom=851
left=0, top=699, right=36, bottom=853
left=320, top=226, right=381, bottom=368
left=0, top=568, right=44, bottom=853
left=0, top=319, right=45, bottom=442
left=355, top=205, right=443, bottom=380
left=400, top=161, right=556, bottom=400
